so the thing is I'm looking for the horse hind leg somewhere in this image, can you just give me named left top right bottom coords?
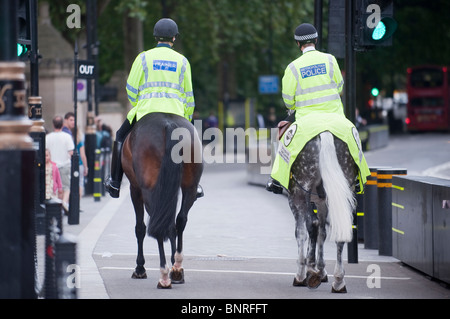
left=331, top=242, right=347, bottom=293
left=170, top=188, right=197, bottom=284
left=157, top=238, right=172, bottom=289
left=315, top=199, right=329, bottom=283
left=305, top=208, right=324, bottom=289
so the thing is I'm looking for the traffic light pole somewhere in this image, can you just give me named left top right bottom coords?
left=84, top=0, right=98, bottom=196
left=345, top=0, right=356, bottom=124
left=68, top=41, right=80, bottom=225
left=27, top=0, right=47, bottom=234
left=345, top=0, right=358, bottom=264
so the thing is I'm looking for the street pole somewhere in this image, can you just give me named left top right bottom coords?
left=0, top=0, right=36, bottom=298
left=68, top=41, right=80, bottom=225
left=84, top=0, right=97, bottom=196
left=345, top=0, right=358, bottom=264
left=314, top=0, right=323, bottom=51
left=345, top=0, right=356, bottom=124
left=27, top=0, right=46, bottom=234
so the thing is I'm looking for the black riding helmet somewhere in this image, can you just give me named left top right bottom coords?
left=294, top=23, right=318, bottom=45
left=153, top=18, right=179, bottom=42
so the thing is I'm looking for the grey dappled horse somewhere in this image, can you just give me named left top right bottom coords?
left=288, top=131, right=357, bottom=293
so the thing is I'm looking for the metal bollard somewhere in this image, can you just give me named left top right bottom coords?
left=377, top=168, right=407, bottom=256
left=55, top=233, right=77, bottom=299
left=44, top=199, right=63, bottom=299
left=93, top=149, right=102, bottom=202
left=347, top=189, right=365, bottom=263
left=347, top=207, right=358, bottom=264
left=364, top=168, right=378, bottom=249
left=101, top=147, right=106, bottom=196
left=68, top=152, right=80, bottom=225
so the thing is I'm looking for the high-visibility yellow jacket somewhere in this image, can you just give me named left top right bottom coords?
left=282, top=48, right=344, bottom=120
left=271, top=48, right=370, bottom=191
left=126, top=43, right=195, bottom=123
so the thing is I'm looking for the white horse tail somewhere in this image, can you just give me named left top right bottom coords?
left=318, top=131, right=356, bottom=242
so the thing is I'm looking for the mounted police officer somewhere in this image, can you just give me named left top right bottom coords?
left=105, top=18, right=203, bottom=198
left=266, top=23, right=345, bottom=194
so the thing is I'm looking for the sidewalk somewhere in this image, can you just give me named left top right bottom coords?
left=36, top=189, right=123, bottom=299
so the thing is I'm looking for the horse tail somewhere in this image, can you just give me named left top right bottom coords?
left=146, top=122, right=182, bottom=240
left=318, top=131, right=356, bottom=243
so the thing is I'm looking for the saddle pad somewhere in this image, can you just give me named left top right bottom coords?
left=270, top=112, right=370, bottom=191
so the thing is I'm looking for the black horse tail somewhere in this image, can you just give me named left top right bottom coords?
left=146, top=122, right=182, bottom=241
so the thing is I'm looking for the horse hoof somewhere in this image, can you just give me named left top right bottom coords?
left=157, top=281, right=172, bottom=289
left=306, top=271, right=322, bottom=289
left=292, top=277, right=307, bottom=287
left=331, top=285, right=347, bottom=293
left=131, top=271, right=147, bottom=279
left=321, top=275, right=329, bottom=283
left=170, top=267, right=185, bottom=284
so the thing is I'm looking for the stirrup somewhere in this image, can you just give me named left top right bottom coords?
left=104, top=176, right=120, bottom=198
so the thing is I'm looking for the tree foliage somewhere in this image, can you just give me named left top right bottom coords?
left=45, top=0, right=450, bottom=116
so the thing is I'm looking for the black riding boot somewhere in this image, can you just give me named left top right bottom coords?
left=105, top=141, right=123, bottom=198
left=196, top=184, right=204, bottom=198
left=266, top=178, right=283, bottom=194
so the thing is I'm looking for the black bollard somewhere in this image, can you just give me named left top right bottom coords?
left=364, top=168, right=378, bottom=249
left=356, top=192, right=364, bottom=241
left=55, top=233, right=77, bottom=299
left=93, top=148, right=102, bottom=202
left=43, top=199, right=63, bottom=299
left=29, top=96, right=46, bottom=235
left=347, top=208, right=358, bottom=264
left=68, top=152, right=80, bottom=225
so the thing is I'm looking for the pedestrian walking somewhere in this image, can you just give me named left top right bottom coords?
left=46, top=115, right=75, bottom=211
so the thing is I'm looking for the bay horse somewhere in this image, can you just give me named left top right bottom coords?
left=288, top=131, right=357, bottom=293
left=122, top=112, right=203, bottom=288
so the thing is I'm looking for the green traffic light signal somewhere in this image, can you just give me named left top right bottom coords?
left=17, top=43, right=28, bottom=57
left=370, top=17, right=397, bottom=43
left=372, top=21, right=386, bottom=40
left=371, top=87, right=379, bottom=97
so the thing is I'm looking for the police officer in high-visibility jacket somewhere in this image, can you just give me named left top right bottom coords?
left=105, top=18, right=200, bottom=198
left=266, top=23, right=345, bottom=194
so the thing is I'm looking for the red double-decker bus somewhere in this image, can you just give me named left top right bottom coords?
left=405, top=65, right=450, bottom=131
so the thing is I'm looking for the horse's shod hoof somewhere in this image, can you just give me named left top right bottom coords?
left=157, top=281, right=172, bottom=289
left=170, top=267, right=185, bottom=284
left=331, top=285, right=347, bottom=293
left=131, top=271, right=147, bottom=279
left=321, top=275, right=329, bottom=283
left=306, top=271, right=322, bottom=289
left=292, top=277, right=307, bottom=287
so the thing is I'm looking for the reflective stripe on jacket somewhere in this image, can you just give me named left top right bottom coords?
left=282, top=49, right=344, bottom=119
left=126, top=44, right=195, bottom=123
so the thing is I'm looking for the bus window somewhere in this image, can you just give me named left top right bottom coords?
left=410, top=68, right=444, bottom=88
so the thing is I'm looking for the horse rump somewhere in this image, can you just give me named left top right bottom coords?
left=318, top=131, right=356, bottom=243
left=146, top=122, right=182, bottom=241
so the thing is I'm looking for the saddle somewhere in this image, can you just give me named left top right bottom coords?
left=277, top=120, right=293, bottom=140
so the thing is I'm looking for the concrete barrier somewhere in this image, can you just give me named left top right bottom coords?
left=392, top=175, right=450, bottom=285
left=358, top=124, right=389, bottom=151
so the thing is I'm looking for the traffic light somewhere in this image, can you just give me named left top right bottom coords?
left=16, top=0, right=31, bottom=59
left=17, top=43, right=28, bottom=57
left=354, top=0, right=397, bottom=50
left=371, top=87, right=380, bottom=97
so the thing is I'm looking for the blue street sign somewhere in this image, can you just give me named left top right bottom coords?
left=258, top=75, right=279, bottom=94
